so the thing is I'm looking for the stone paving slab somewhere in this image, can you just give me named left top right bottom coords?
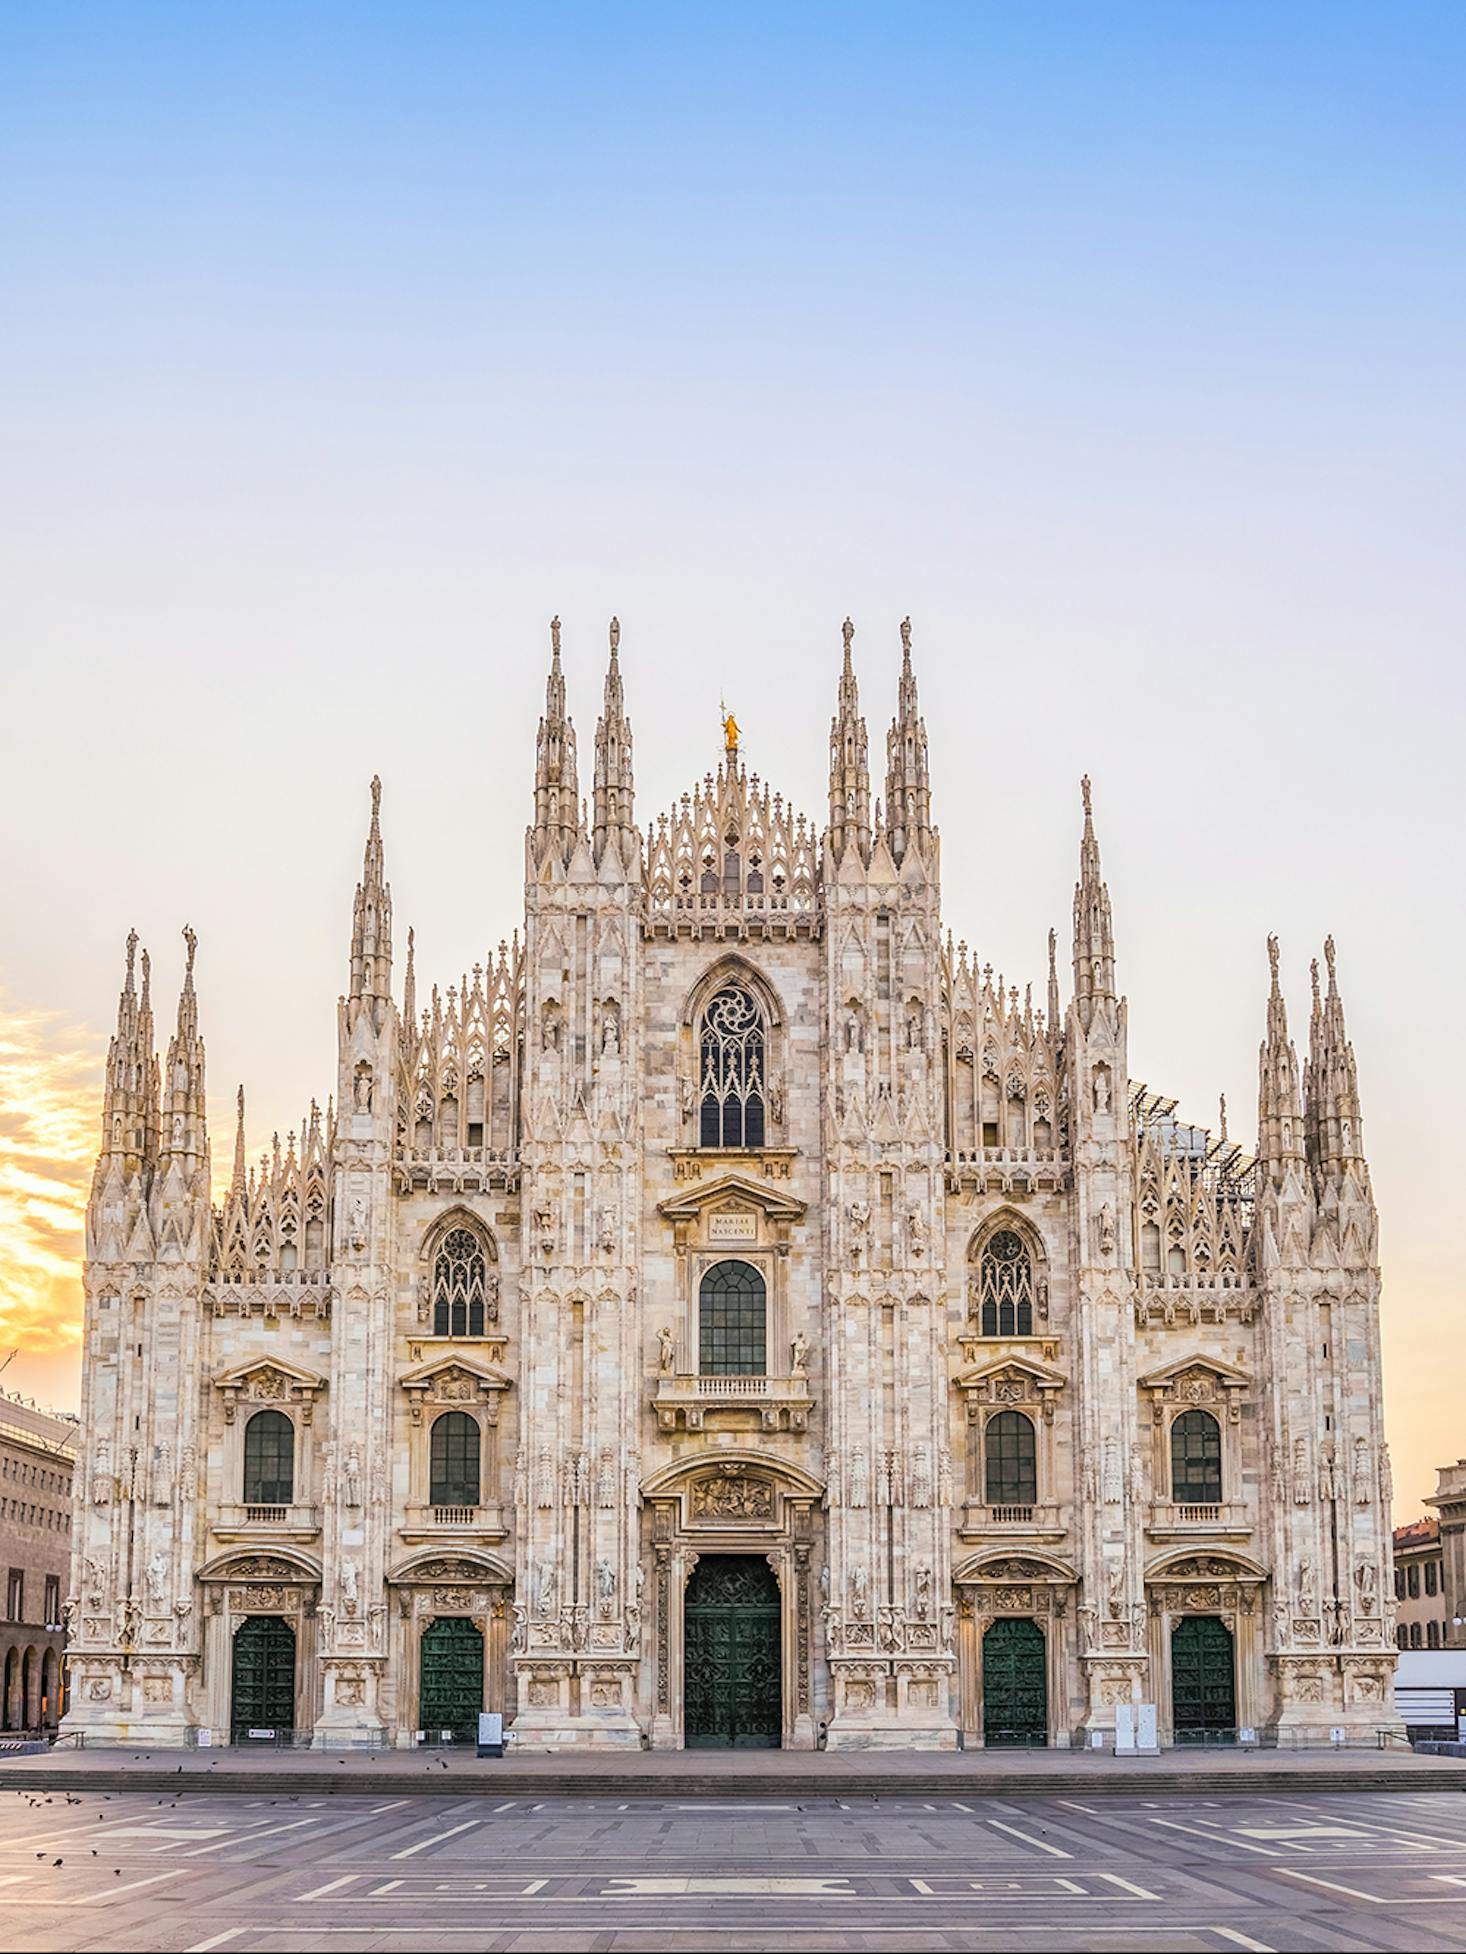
left=2, top=1743, right=1463, bottom=1802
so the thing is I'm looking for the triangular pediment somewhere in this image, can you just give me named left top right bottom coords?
left=213, top=1355, right=327, bottom=1395
left=1138, top=1352, right=1251, bottom=1393
left=954, top=1349, right=1067, bottom=1394
left=398, top=1350, right=512, bottom=1394
left=657, top=1172, right=807, bottom=1224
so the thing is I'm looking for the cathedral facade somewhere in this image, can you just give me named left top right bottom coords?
left=64, top=620, right=1400, bottom=1750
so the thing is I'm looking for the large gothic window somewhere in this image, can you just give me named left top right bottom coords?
left=698, top=985, right=767, bottom=1149
left=1170, top=1409, right=1223, bottom=1505
left=429, top=1412, right=481, bottom=1508
left=243, top=1410, right=294, bottom=1506
left=985, top=1410, right=1038, bottom=1507
left=698, top=1260, right=767, bottom=1376
left=432, top=1226, right=489, bottom=1337
left=979, top=1229, right=1034, bottom=1336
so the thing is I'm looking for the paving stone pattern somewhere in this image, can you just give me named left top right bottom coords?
left=4, top=1785, right=1466, bottom=1950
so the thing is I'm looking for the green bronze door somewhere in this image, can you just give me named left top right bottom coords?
left=231, top=1615, right=296, bottom=1742
left=1171, top=1615, right=1236, bottom=1743
left=419, top=1618, right=484, bottom=1741
left=684, top=1556, right=782, bottom=1749
left=982, top=1617, right=1048, bottom=1747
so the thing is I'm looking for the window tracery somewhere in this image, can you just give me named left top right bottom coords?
left=978, top=1229, right=1035, bottom=1336
left=432, top=1226, right=490, bottom=1337
left=698, top=985, right=767, bottom=1149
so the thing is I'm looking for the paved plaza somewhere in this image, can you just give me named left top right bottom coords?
left=3, top=1781, right=1466, bottom=1952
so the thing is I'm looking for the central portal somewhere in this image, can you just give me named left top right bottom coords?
left=684, top=1555, right=782, bottom=1749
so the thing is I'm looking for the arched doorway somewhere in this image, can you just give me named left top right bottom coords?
left=1171, top=1615, right=1236, bottom=1743
left=40, top=1649, right=59, bottom=1730
left=982, top=1618, right=1047, bottom=1747
left=684, top=1556, right=781, bottom=1749
left=231, top=1616, right=297, bottom=1743
left=419, top=1618, right=485, bottom=1742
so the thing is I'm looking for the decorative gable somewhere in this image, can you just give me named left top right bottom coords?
left=398, top=1350, right=512, bottom=1424
left=213, top=1358, right=327, bottom=1425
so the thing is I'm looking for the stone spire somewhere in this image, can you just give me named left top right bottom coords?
left=230, top=1084, right=247, bottom=1197
left=1256, top=934, right=1304, bottom=1182
left=349, top=775, right=393, bottom=1012
left=884, top=618, right=932, bottom=866
left=160, top=926, right=207, bottom=1169
left=532, top=615, right=580, bottom=867
left=828, top=617, right=871, bottom=867
left=96, top=929, right=159, bottom=1182
left=592, top=616, right=635, bottom=868
left=402, top=926, right=416, bottom=1032
left=1305, top=935, right=1366, bottom=1185
left=1047, top=927, right=1061, bottom=1036
left=1070, top=776, right=1115, bottom=1033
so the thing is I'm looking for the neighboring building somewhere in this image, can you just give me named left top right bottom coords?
left=1393, top=1517, right=1445, bottom=1649
left=1429, top=1462, right=1466, bottom=1648
left=63, top=621, right=1400, bottom=1750
left=0, top=1393, right=77, bottom=1733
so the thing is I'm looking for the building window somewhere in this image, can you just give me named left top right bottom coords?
left=1170, top=1409, right=1223, bottom=1505
left=978, top=1231, right=1034, bottom=1336
left=242, top=1409, right=295, bottom=1505
left=1426, top=1561, right=1439, bottom=1596
left=1411, top=1622, right=1423, bottom=1648
left=1428, top=1620, right=1441, bottom=1648
left=1397, top=1625, right=1407, bottom=1649
left=985, top=1410, right=1038, bottom=1507
left=429, top=1412, right=480, bottom=1508
left=432, top=1226, right=490, bottom=1337
left=5, top=1570, right=22, bottom=1622
left=1408, top=1565, right=1421, bottom=1599
left=698, top=1259, right=767, bottom=1376
left=698, top=985, right=766, bottom=1148
left=43, top=1575, right=59, bottom=1626
left=1395, top=1567, right=1406, bottom=1600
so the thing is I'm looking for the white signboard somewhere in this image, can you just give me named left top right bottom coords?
left=1114, top=1702, right=1135, bottom=1752
left=708, top=1213, right=757, bottom=1243
left=479, top=1712, right=503, bottom=1747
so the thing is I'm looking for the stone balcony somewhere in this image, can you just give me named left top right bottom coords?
left=1146, top=1499, right=1254, bottom=1542
left=393, top=1145, right=519, bottom=1195
left=399, top=1501, right=509, bottom=1544
left=213, top=1502, right=321, bottom=1542
left=956, top=1500, right=1066, bottom=1543
left=654, top=1372, right=814, bottom=1434
left=1134, top=1274, right=1259, bottom=1326
left=945, top=1147, right=1069, bottom=1197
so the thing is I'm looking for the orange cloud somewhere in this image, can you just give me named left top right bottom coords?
left=0, top=995, right=102, bottom=1358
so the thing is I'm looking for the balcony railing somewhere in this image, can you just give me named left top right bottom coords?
left=245, top=1505, right=288, bottom=1524
left=1147, top=1499, right=1253, bottom=1539
left=957, top=1500, right=1064, bottom=1540
left=430, top=1505, right=480, bottom=1527
left=654, top=1370, right=814, bottom=1433
left=213, top=1502, right=321, bottom=1541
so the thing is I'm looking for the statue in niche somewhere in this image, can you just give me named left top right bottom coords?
left=790, top=1331, right=809, bottom=1376
left=541, top=1002, right=561, bottom=1051
left=1293, top=1437, right=1312, bottom=1505
left=1318, top=1445, right=1340, bottom=1504
left=536, top=1563, right=558, bottom=1614
left=341, top=1557, right=360, bottom=1614
left=1097, top=1204, right=1116, bottom=1260
left=145, top=1550, right=169, bottom=1606
left=343, top=1446, right=362, bottom=1509
left=597, top=1206, right=616, bottom=1256
left=152, top=1443, right=173, bottom=1507
left=914, top=1566, right=932, bottom=1619
left=908, top=1207, right=927, bottom=1257
left=596, top=1560, right=616, bottom=1617
left=1093, top=1066, right=1111, bottom=1114
left=1355, top=1560, right=1377, bottom=1610
left=848, top=1445, right=869, bottom=1508
left=657, top=1326, right=676, bottom=1375
left=348, top=1194, right=368, bottom=1252
left=850, top=1564, right=870, bottom=1618
left=1296, top=1557, right=1316, bottom=1616
left=353, top=1065, right=373, bottom=1113
left=1102, top=1438, right=1122, bottom=1504
left=1352, top=1437, right=1372, bottom=1506
left=92, top=1440, right=112, bottom=1507
left=848, top=1199, right=871, bottom=1266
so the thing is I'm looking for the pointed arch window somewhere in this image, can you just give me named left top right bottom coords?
left=1170, top=1409, right=1223, bottom=1504
left=243, top=1410, right=294, bottom=1505
left=698, top=985, right=766, bottom=1149
left=432, top=1226, right=489, bottom=1337
left=979, top=1229, right=1034, bottom=1336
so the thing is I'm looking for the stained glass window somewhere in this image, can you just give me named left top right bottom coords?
left=699, top=986, right=767, bottom=1148
left=433, top=1226, right=489, bottom=1337
left=979, top=1229, right=1034, bottom=1336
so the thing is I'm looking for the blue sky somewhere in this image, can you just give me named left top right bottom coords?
left=1, top=3, right=1463, bottom=1501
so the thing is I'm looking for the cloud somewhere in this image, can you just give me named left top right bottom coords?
left=0, top=995, right=102, bottom=1357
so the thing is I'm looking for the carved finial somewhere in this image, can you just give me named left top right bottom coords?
left=1048, top=927, right=1057, bottom=976
left=609, top=615, right=620, bottom=657
left=370, top=774, right=381, bottom=819
left=842, top=616, right=854, bottom=656
left=720, top=696, right=739, bottom=759
left=900, top=615, right=912, bottom=660
left=1219, top=1092, right=1228, bottom=1142
left=550, top=614, right=561, bottom=660
left=1324, top=933, right=1337, bottom=992
left=1081, top=774, right=1093, bottom=822
left=1310, top=956, right=1321, bottom=1010
left=182, top=924, right=197, bottom=977
left=140, top=947, right=151, bottom=1007
left=1267, top=933, right=1280, bottom=989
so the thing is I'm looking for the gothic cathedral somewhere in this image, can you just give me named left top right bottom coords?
left=64, top=620, right=1399, bottom=1749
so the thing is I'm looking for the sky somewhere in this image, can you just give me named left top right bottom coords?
left=0, top=3, right=1462, bottom=1514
